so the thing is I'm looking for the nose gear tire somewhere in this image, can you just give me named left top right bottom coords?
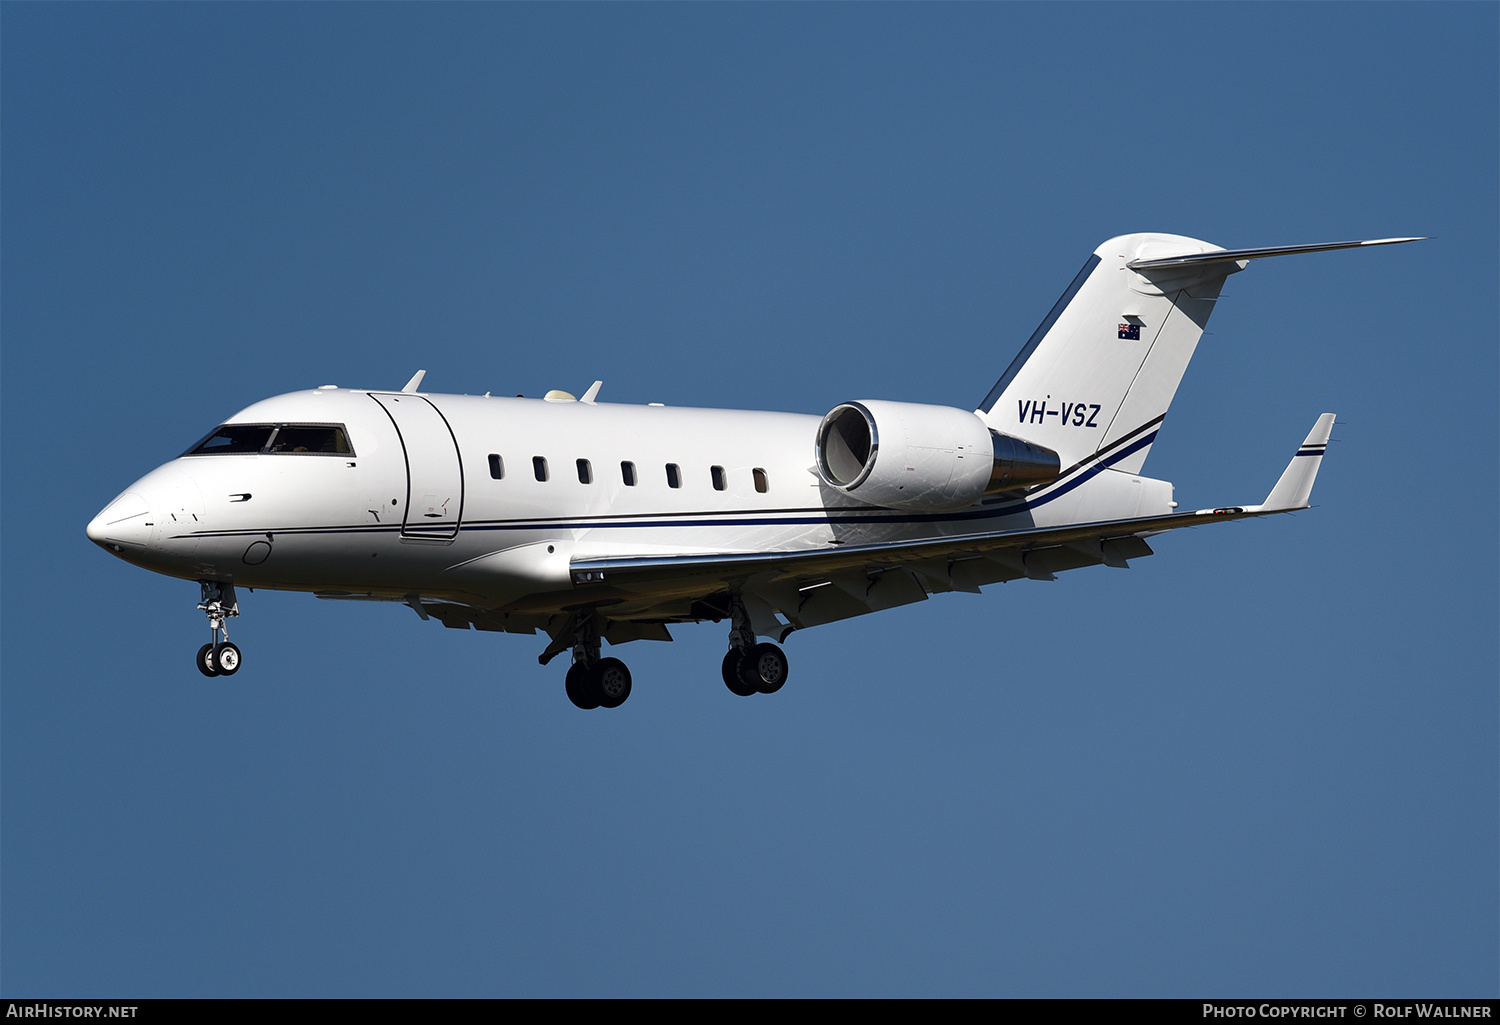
left=212, top=642, right=241, bottom=676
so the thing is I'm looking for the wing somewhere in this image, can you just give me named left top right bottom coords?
left=351, top=414, right=1334, bottom=651
left=564, top=413, right=1337, bottom=640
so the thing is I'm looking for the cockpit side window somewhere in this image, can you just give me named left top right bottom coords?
left=185, top=424, right=276, bottom=455
left=184, top=423, right=353, bottom=456
left=266, top=425, right=353, bottom=455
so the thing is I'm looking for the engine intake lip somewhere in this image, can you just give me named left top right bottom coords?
left=815, top=402, right=879, bottom=490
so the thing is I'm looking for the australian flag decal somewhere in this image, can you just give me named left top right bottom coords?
left=1118, top=323, right=1141, bottom=340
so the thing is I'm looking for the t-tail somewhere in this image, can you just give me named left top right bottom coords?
left=975, top=233, right=1422, bottom=476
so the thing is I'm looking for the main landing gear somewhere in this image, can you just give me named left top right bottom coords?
left=565, top=657, right=632, bottom=710
left=548, top=612, right=633, bottom=710
left=195, top=580, right=242, bottom=678
left=721, top=594, right=789, bottom=697
left=541, top=597, right=790, bottom=709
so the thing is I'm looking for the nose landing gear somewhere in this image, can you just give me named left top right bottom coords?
left=195, top=581, right=242, bottom=677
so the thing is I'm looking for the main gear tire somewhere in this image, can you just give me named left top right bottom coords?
left=721, top=649, right=757, bottom=696
left=595, top=658, right=632, bottom=709
left=739, top=642, right=788, bottom=694
left=566, top=662, right=602, bottom=710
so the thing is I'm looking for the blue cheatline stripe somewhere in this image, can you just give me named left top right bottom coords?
left=1023, top=430, right=1158, bottom=509
left=172, top=446, right=1145, bottom=541
left=1028, top=414, right=1165, bottom=492
left=172, top=416, right=1163, bottom=543
left=979, top=254, right=1101, bottom=413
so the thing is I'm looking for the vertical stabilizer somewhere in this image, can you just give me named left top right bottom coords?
left=976, top=233, right=1239, bottom=473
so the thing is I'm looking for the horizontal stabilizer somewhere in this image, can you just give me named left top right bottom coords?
left=1257, top=413, right=1336, bottom=511
left=1127, top=237, right=1425, bottom=271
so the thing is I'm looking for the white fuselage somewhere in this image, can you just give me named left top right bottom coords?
left=82, top=231, right=1402, bottom=701
left=87, top=386, right=1174, bottom=617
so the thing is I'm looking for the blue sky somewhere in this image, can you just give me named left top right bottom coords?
left=3, top=3, right=1495, bottom=997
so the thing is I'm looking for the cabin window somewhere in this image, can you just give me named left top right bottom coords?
left=711, top=465, right=726, bottom=491
left=577, top=458, right=593, bottom=484
left=753, top=468, right=769, bottom=493
left=533, top=456, right=549, bottom=482
left=488, top=455, right=504, bottom=480
left=665, top=463, right=681, bottom=489
left=621, top=461, right=637, bottom=486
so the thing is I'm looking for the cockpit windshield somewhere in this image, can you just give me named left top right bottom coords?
left=266, top=426, right=353, bottom=454
left=185, top=424, right=276, bottom=455
left=185, top=423, right=353, bottom=456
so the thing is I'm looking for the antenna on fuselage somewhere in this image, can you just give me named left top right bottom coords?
left=580, top=380, right=603, bottom=404
left=401, top=370, right=426, bottom=393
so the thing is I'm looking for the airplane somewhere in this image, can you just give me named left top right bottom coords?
left=86, top=232, right=1422, bottom=709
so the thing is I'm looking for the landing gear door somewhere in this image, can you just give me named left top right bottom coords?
left=369, top=393, right=464, bottom=542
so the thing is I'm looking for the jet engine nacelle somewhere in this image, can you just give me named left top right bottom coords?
left=815, top=399, right=1061, bottom=511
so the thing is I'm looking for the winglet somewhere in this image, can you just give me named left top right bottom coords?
left=1260, top=413, right=1336, bottom=511
left=401, top=370, right=426, bottom=393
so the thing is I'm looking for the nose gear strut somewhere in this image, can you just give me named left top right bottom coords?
left=196, top=580, right=242, bottom=677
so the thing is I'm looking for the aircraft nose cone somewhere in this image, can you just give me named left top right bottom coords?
left=87, top=491, right=154, bottom=553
